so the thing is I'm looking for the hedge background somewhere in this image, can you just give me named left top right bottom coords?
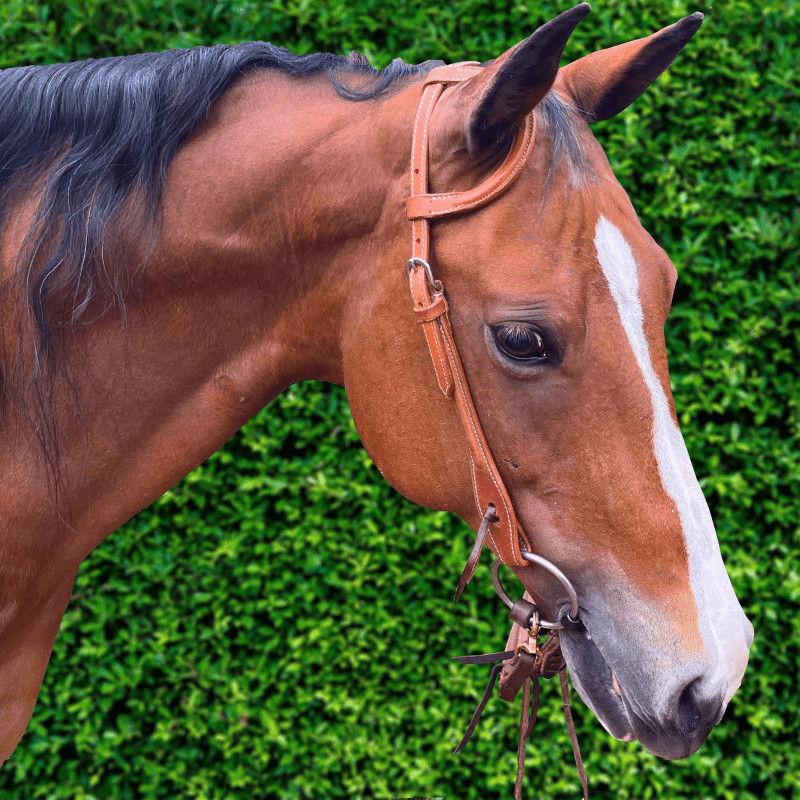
left=1, top=0, right=797, bottom=798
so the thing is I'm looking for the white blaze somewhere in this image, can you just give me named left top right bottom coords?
left=594, top=216, right=750, bottom=703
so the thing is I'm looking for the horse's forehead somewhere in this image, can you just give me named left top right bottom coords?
left=464, top=158, right=676, bottom=317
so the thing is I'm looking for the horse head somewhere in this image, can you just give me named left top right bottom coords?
left=342, top=5, right=752, bottom=760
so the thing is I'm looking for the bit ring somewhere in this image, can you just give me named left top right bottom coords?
left=491, top=555, right=580, bottom=630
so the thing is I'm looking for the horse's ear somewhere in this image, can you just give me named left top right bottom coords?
left=464, top=3, right=591, bottom=156
left=555, top=13, right=704, bottom=122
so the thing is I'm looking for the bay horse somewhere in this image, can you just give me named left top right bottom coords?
left=0, top=2, right=752, bottom=775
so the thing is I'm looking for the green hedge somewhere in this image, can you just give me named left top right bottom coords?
left=1, top=0, right=797, bottom=798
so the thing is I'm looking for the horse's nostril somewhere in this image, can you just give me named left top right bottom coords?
left=676, top=683, right=702, bottom=736
left=675, top=680, right=724, bottom=739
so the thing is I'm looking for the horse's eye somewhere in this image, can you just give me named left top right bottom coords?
left=495, top=323, right=548, bottom=361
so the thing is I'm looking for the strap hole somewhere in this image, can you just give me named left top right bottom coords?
left=416, top=238, right=421, bottom=243
left=414, top=168, right=419, bottom=174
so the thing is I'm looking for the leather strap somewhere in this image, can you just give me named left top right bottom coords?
left=561, top=670, right=590, bottom=800
left=453, top=650, right=515, bottom=665
left=454, top=645, right=586, bottom=798
left=407, top=113, right=535, bottom=220
left=515, top=678, right=539, bottom=800
left=408, top=63, right=536, bottom=221
left=454, top=504, right=497, bottom=601
left=406, top=63, right=536, bottom=570
left=408, top=62, right=589, bottom=800
left=452, top=661, right=505, bottom=754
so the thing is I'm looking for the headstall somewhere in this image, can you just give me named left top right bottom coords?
left=405, top=63, right=588, bottom=799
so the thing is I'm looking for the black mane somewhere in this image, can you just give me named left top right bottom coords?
left=0, top=43, right=437, bottom=473
left=0, top=43, right=436, bottom=324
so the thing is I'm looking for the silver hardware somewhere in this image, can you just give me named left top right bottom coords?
left=405, top=257, right=440, bottom=292
left=492, top=555, right=580, bottom=630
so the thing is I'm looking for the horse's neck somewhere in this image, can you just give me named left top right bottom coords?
left=2, top=72, right=413, bottom=556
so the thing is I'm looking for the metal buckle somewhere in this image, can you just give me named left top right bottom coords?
left=511, top=608, right=543, bottom=668
left=405, top=257, right=442, bottom=294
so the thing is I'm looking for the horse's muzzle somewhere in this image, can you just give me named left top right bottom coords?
left=621, top=675, right=727, bottom=760
left=559, top=621, right=731, bottom=760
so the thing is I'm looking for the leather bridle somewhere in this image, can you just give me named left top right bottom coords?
left=404, top=63, right=588, bottom=799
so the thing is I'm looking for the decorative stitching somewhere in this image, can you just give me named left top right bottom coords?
left=418, top=115, right=535, bottom=219
left=422, top=64, right=482, bottom=86
left=427, top=313, right=452, bottom=395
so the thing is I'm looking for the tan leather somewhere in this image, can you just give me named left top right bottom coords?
left=422, top=62, right=483, bottom=86
left=407, top=260, right=531, bottom=565
left=407, top=113, right=535, bottom=220
left=408, top=264, right=453, bottom=396
left=406, top=64, right=535, bottom=568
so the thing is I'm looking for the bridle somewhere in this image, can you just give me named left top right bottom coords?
left=405, top=62, right=580, bottom=623
left=405, top=63, right=588, bottom=798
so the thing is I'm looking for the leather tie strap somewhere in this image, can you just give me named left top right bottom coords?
left=452, top=661, right=506, bottom=755
left=560, top=670, right=589, bottom=800
left=406, top=63, right=536, bottom=573
left=515, top=679, right=539, bottom=800
left=454, top=504, right=497, bottom=602
left=453, top=650, right=515, bottom=666
left=453, top=642, right=588, bottom=799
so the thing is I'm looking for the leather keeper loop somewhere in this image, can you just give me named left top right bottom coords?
left=510, top=598, right=538, bottom=629
left=412, top=293, right=448, bottom=322
left=498, top=650, right=536, bottom=702
left=422, top=62, right=482, bottom=86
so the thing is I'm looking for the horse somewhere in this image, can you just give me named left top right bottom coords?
left=0, top=1, right=752, bottom=777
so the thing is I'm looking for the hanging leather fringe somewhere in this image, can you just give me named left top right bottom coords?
left=560, top=670, right=589, bottom=800
left=514, top=677, right=539, bottom=800
left=453, top=636, right=588, bottom=798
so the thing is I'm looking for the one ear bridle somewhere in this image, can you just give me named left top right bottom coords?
left=405, top=64, right=588, bottom=800
left=405, top=63, right=579, bottom=628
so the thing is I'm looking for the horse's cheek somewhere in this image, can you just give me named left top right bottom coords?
left=342, top=331, right=476, bottom=522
